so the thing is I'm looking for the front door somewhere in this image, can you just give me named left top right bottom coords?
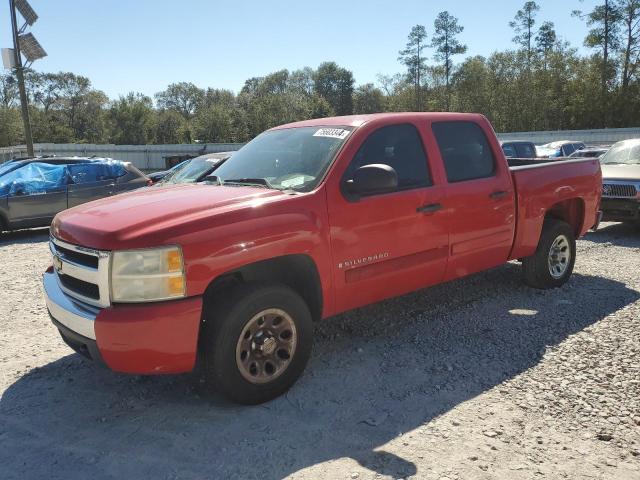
left=67, top=163, right=115, bottom=208
left=327, top=122, right=449, bottom=314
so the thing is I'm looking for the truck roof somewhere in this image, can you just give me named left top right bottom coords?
left=271, top=112, right=489, bottom=130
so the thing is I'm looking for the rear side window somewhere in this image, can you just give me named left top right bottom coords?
left=501, top=144, right=517, bottom=157
left=432, top=121, right=496, bottom=182
left=562, top=144, right=575, bottom=156
left=516, top=143, right=537, bottom=158
left=347, top=123, right=431, bottom=190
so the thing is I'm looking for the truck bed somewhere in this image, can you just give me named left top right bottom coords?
left=508, top=157, right=602, bottom=260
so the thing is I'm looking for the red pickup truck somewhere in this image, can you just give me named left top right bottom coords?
left=44, top=113, right=602, bottom=404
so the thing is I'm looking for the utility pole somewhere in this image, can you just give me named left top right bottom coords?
left=9, top=0, right=34, bottom=156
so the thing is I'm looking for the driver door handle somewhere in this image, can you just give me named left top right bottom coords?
left=417, top=203, right=442, bottom=214
left=489, top=190, right=508, bottom=199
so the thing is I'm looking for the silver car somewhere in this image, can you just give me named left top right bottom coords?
left=599, top=139, right=640, bottom=225
left=0, top=158, right=149, bottom=233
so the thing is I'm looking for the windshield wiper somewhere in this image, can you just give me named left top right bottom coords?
left=223, top=178, right=274, bottom=189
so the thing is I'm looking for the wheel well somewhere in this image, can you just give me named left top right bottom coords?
left=545, top=198, right=585, bottom=236
left=203, top=254, right=323, bottom=322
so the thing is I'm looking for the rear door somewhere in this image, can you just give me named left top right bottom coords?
left=430, top=120, right=516, bottom=281
left=67, top=163, right=114, bottom=208
left=327, top=122, right=449, bottom=314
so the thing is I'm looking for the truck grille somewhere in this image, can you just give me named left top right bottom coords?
left=49, top=236, right=111, bottom=308
left=602, top=183, right=638, bottom=198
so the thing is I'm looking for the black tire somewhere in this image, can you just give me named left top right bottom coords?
left=522, top=219, right=576, bottom=289
left=201, top=282, right=313, bottom=404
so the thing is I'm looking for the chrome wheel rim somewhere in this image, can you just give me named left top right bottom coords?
left=548, top=234, right=571, bottom=279
left=235, top=308, right=297, bottom=384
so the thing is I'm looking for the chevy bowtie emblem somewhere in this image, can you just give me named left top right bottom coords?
left=53, top=254, right=63, bottom=273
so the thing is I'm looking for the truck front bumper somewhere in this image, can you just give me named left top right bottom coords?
left=44, top=270, right=203, bottom=374
left=601, top=198, right=640, bottom=222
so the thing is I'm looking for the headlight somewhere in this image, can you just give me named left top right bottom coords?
left=111, top=246, right=185, bottom=302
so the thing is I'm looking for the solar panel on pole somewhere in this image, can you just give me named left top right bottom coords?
left=18, top=32, right=47, bottom=62
left=14, top=0, right=38, bottom=25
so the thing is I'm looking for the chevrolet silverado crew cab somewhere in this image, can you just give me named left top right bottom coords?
left=44, top=113, right=602, bottom=404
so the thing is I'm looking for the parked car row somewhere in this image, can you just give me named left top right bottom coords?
left=0, top=151, right=236, bottom=233
left=0, top=157, right=149, bottom=233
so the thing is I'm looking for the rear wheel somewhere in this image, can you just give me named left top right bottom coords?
left=201, top=282, right=313, bottom=404
left=522, top=219, right=576, bottom=289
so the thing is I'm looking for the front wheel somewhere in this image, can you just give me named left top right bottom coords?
left=522, top=219, right=576, bottom=289
left=201, top=282, right=313, bottom=404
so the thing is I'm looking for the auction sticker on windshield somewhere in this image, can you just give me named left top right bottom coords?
left=313, top=128, right=350, bottom=140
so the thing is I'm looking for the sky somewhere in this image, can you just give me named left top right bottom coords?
left=1, top=0, right=601, bottom=99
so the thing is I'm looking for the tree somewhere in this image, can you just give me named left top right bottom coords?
left=574, top=0, right=623, bottom=125
left=353, top=84, right=385, bottom=113
left=398, top=25, right=428, bottom=110
left=108, top=93, right=154, bottom=144
left=313, top=62, right=354, bottom=115
left=432, top=11, right=467, bottom=111
left=153, top=110, right=189, bottom=144
left=0, top=107, right=22, bottom=147
left=617, top=0, right=640, bottom=90
left=155, top=82, right=204, bottom=118
left=510, top=1, right=541, bottom=64
left=0, top=74, right=17, bottom=108
left=536, top=21, right=558, bottom=63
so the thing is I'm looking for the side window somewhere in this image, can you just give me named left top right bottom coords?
left=516, top=143, right=537, bottom=158
left=562, top=144, right=575, bottom=156
left=501, top=144, right=517, bottom=157
left=346, top=123, right=431, bottom=192
left=68, top=164, right=103, bottom=184
left=432, top=121, right=496, bottom=183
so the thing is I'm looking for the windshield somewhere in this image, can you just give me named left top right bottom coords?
left=600, top=141, right=640, bottom=165
left=0, top=161, right=21, bottom=177
left=213, top=126, right=353, bottom=191
left=162, top=158, right=221, bottom=184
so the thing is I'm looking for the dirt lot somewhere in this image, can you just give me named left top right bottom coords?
left=0, top=223, right=639, bottom=480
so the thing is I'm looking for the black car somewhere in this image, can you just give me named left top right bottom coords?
left=0, top=157, right=150, bottom=233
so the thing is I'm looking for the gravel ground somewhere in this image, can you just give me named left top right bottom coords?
left=0, top=223, right=638, bottom=480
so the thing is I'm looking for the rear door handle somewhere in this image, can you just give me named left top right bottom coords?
left=489, top=190, right=508, bottom=199
left=417, top=203, right=442, bottom=214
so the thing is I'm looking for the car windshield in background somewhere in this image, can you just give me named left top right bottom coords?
left=600, top=140, right=640, bottom=165
left=212, top=126, right=353, bottom=192
left=162, top=158, right=221, bottom=184
left=0, top=161, right=21, bottom=176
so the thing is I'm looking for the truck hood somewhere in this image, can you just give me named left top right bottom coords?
left=601, top=164, right=640, bottom=181
left=52, top=184, right=286, bottom=249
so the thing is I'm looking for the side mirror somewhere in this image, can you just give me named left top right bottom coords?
left=346, top=164, right=398, bottom=197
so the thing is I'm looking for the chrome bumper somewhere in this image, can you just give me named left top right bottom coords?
left=43, top=270, right=100, bottom=340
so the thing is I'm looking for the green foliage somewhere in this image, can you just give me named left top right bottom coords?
left=0, top=107, right=22, bottom=147
left=398, top=25, right=429, bottom=110
left=353, top=84, right=385, bottom=113
left=432, top=11, right=467, bottom=110
left=510, top=1, right=541, bottom=61
left=107, top=93, right=154, bottom=145
left=313, top=62, right=354, bottom=116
